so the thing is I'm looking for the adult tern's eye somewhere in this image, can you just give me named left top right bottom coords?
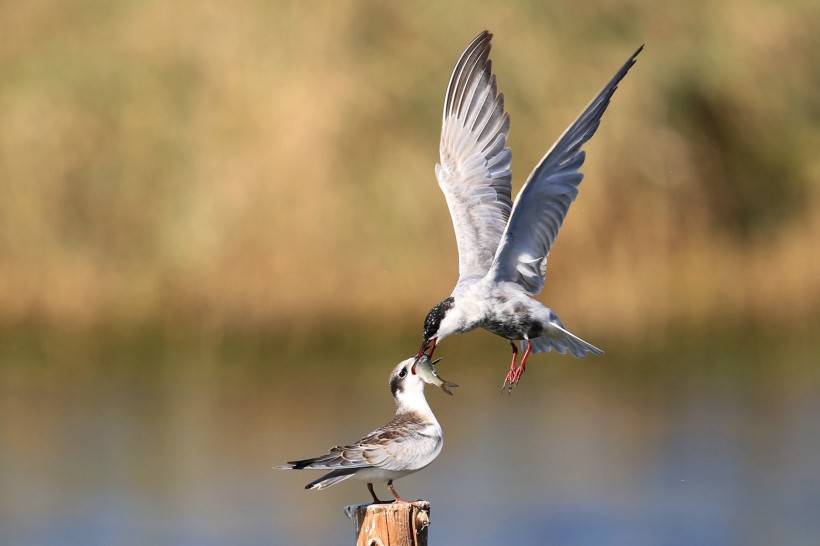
left=398, top=368, right=407, bottom=379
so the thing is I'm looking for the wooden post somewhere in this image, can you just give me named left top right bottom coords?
left=344, top=501, right=431, bottom=546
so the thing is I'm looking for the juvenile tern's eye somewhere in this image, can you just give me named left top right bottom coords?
left=398, top=368, right=408, bottom=379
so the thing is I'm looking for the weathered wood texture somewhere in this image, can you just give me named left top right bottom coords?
left=344, top=501, right=431, bottom=546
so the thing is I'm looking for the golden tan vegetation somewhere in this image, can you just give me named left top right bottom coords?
left=1, top=0, right=818, bottom=341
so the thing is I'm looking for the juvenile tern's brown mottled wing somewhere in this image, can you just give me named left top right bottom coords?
left=489, top=46, right=643, bottom=295
left=280, top=412, right=441, bottom=472
left=436, top=30, right=512, bottom=285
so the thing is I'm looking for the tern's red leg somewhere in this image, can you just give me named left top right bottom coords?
left=501, top=341, right=519, bottom=391
left=387, top=480, right=409, bottom=504
left=368, top=483, right=390, bottom=504
left=511, top=340, right=533, bottom=385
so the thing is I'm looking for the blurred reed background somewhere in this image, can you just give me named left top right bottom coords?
left=2, top=0, right=818, bottom=341
left=2, top=1, right=819, bottom=545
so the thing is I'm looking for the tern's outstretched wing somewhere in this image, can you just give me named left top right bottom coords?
left=489, top=46, right=642, bottom=295
left=278, top=413, right=440, bottom=473
left=436, top=31, right=512, bottom=285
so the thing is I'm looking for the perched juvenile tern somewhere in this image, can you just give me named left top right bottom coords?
left=276, top=356, right=451, bottom=503
left=415, top=31, right=642, bottom=390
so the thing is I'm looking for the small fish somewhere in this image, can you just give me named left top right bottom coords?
left=414, top=355, right=458, bottom=395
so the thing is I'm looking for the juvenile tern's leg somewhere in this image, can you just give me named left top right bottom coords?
left=501, top=341, right=519, bottom=391
left=368, top=483, right=390, bottom=504
left=387, top=480, right=409, bottom=504
left=511, top=340, right=533, bottom=386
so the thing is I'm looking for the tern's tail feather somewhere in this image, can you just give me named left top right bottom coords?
left=305, top=469, right=357, bottom=490
left=528, top=322, right=604, bottom=358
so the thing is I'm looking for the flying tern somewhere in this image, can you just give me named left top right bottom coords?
left=415, top=31, right=642, bottom=390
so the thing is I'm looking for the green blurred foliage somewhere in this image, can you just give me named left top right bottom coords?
left=1, top=0, right=818, bottom=342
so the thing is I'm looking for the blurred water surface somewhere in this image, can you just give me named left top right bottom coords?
left=1, top=329, right=818, bottom=546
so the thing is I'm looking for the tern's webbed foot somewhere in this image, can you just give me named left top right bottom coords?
left=511, top=363, right=526, bottom=385
left=501, top=361, right=527, bottom=392
left=501, top=370, right=517, bottom=393
left=502, top=342, right=519, bottom=392
left=502, top=341, right=531, bottom=392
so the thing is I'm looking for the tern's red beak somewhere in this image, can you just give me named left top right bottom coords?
left=412, top=338, right=437, bottom=374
